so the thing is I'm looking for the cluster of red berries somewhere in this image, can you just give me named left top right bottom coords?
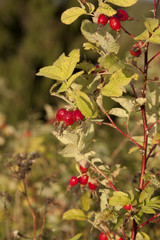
left=99, top=232, right=124, bottom=240
left=56, top=108, right=84, bottom=126
left=68, top=164, right=98, bottom=191
left=97, top=9, right=129, bottom=31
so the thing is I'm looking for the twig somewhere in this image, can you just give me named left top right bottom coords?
left=22, top=179, right=37, bottom=240
left=131, top=219, right=137, bottom=240
left=90, top=166, right=118, bottom=191
left=148, top=51, right=160, bottom=65
left=148, top=119, right=160, bottom=130
left=138, top=212, right=160, bottom=229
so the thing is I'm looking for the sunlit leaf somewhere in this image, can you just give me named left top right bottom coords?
left=134, top=30, right=150, bottom=41
left=144, top=18, right=159, bottom=33
left=63, top=209, right=86, bottom=221
left=109, top=108, right=128, bottom=118
left=152, top=133, right=160, bottom=144
left=81, top=191, right=91, bottom=212
left=104, top=0, right=138, bottom=7
left=109, top=191, right=131, bottom=206
left=61, top=7, right=86, bottom=25
left=96, top=1, right=116, bottom=16
left=69, top=233, right=83, bottom=240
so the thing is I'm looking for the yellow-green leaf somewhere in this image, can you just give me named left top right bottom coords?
left=104, top=0, right=138, bottom=7
left=148, top=26, right=160, bottom=44
left=63, top=209, right=86, bottom=221
left=75, top=90, right=93, bottom=118
left=81, top=191, right=91, bottom=212
left=86, top=3, right=95, bottom=13
left=109, top=108, right=128, bottom=118
left=36, top=49, right=80, bottom=81
left=69, top=233, right=83, bottom=240
left=152, top=133, right=160, bottom=144
left=96, top=1, right=116, bottom=17
left=144, top=18, right=159, bottom=33
left=101, top=82, right=122, bottom=97
left=61, top=7, right=86, bottom=25
left=134, top=30, right=150, bottom=41
left=109, top=191, right=130, bottom=206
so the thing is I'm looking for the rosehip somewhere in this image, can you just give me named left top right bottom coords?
left=73, top=109, right=84, bottom=122
left=80, top=165, right=88, bottom=174
left=56, top=108, right=66, bottom=122
left=118, top=237, right=124, bottom=240
left=116, top=9, right=129, bottom=21
left=63, top=110, right=75, bottom=126
left=79, top=174, right=89, bottom=185
left=69, top=176, right=79, bottom=187
left=123, top=204, right=131, bottom=211
left=98, top=14, right=108, bottom=26
left=99, top=232, right=108, bottom=240
left=110, top=16, right=121, bottom=31
left=130, top=48, right=141, bottom=57
left=88, top=182, right=97, bottom=190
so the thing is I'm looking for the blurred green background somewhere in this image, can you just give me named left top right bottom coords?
left=0, top=0, right=160, bottom=239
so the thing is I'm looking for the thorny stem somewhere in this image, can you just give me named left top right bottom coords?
left=90, top=165, right=118, bottom=191
left=139, top=43, right=149, bottom=191
left=131, top=219, right=138, bottom=240
left=138, top=212, right=160, bottom=229
left=23, top=179, right=37, bottom=240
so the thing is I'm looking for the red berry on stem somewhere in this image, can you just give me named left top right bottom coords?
left=98, top=14, right=108, bottom=26
left=130, top=48, right=141, bottom=57
left=73, top=109, right=84, bottom=122
left=80, top=165, right=88, bottom=174
left=88, top=181, right=97, bottom=190
left=123, top=204, right=131, bottom=211
left=56, top=108, right=66, bottom=122
left=63, top=110, right=75, bottom=126
left=118, top=237, right=124, bottom=240
left=99, top=232, right=108, bottom=240
left=69, top=176, right=79, bottom=187
left=116, top=9, right=129, bottom=21
left=110, top=16, right=121, bottom=31
left=79, top=174, right=89, bottom=185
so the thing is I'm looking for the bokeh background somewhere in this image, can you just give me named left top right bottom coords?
left=0, top=0, right=160, bottom=239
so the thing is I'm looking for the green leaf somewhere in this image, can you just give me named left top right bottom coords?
left=103, top=32, right=120, bottom=54
left=98, top=53, right=125, bottom=73
left=136, top=232, right=150, bottom=240
left=59, top=144, right=79, bottom=158
left=63, top=209, right=86, bottom=221
left=52, top=130, right=79, bottom=145
left=96, top=1, right=116, bottom=17
left=100, top=189, right=110, bottom=211
left=152, top=133, right=160, bottom=144
left=134, top=30, right=150, bottom=41
left=112, top=97, right=135, bottom=113
left=83, top=42, right=100, bottom=52
left=61, top=7, right=86, bottom=25
left=81, top=20, right=99, bottom=44
left=58, top=71, right=84, bottom=93
left=136, top=98, right=147, bottom=106
left=101, top=82, right=122, bottom=97
left=140, top=206, right=156, bottom=214
left=104, top=0, right=138, bottom=7
left=148, top=26, right=160, bottom=44
left=69, top=233, right=83, bottom=240
left=110, top=67, right=139, bottom=85
left=139, top=186, right=155, bottom=203
left=144, top=18, right=159, bottom=33
left=109, top=191, right=131, bottom=207
left=86, top=3, right=95, bottom=13
left=75, top=90, right=94, bottom=118
left=81, top=191, right=91, bottom=212
left=128, top=146, right=139, bottom=154
left=109, top=108, right=128, bottom=118
left=37, top=49, right=80, bottom=81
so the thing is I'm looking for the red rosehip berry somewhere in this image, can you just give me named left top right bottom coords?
left=123, top=204, right=131, bottom=211
left=116, top=9, right=129, bottom=21
left=118, top=237, right=124, bottom=240
left=79, top=174, right=89, bottom=185
left=98, top=14, right=108, bottom=26
left=130, top=48, right=141, bottom=57
left=99, top=232, right=108, bottom=240
left=63, top=110, right=75, bottom=126
left=73, top=109, right=84, bottom=122
left=110, top=16, right=121, bottom=31
left=88, top=181, right=97, bottom=190
left=80, top=165, right=88, bottom=174
left=56, top=108, right=67, bottom=122
left=69, top=176, right=79, bottom=187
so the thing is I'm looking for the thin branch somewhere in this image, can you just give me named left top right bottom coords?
left=146, top=144, right=157, bottom=163
left=130, top=82, right=138, bottom=98
left=148, top=51, right=160, bottom=65
left=23, top=179, right=37, bottom=240
left=131, top=219, right=138, bottom=240
left=138, top=212, right=160, bottom=229
left=121, top=26, right=135, bottom=38
left=148, top=119, right=160, bottom=130
left=90, top=166, right=118, bottom=191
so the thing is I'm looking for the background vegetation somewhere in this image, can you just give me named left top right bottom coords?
left=0, top=0, right=160, bottom=239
